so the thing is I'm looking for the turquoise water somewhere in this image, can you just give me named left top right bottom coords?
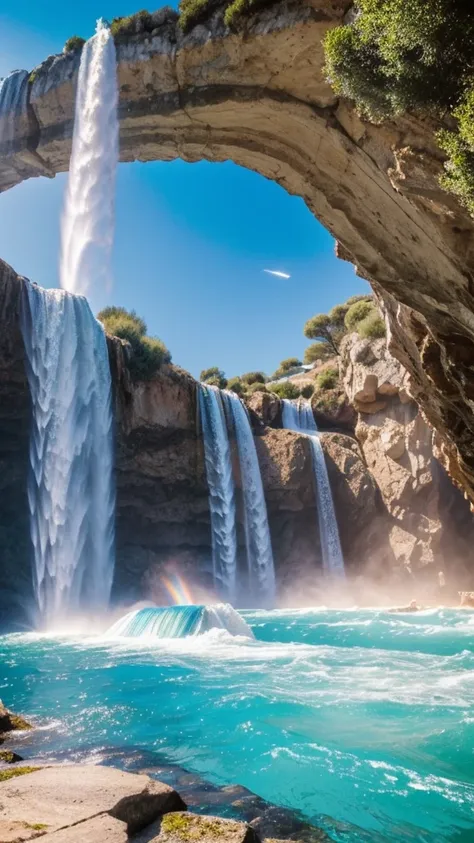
left=1, top=607, right=474, bottom=841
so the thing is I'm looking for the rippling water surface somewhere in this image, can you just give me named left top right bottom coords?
left=1, top=607, right=473, bottom=842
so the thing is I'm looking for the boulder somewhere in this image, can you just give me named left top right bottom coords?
left=0, top=750, right=23, bottom=763
left=138, top=812, right=260, bottom=843
left=0, top=766, right=185, bottom=837
left=0, top=703, right=31, bottom=736
left=33, top=816, right=128, bottom=843
left=380, top=420, right=405, bottom=460
left=245, top=391, right=279, bottom=427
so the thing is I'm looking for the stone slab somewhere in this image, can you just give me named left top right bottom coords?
left=40, top=815, right=128, bottom=843
left=0, top=765, right=185, bottom=838
left=138, top=812, right=260, bottom=843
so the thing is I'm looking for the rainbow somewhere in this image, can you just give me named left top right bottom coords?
left=160, top=573, right=195, bottom=605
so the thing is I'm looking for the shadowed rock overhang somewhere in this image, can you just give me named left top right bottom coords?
left=2, top=0, right=474, bottom=502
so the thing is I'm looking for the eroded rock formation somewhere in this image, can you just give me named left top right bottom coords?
left=1, top=0, right=474, bottom=501
left=340, top=332, right=474, bottom=581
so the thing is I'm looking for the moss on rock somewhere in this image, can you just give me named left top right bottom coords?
left=0, top=766, right=40, bottom=783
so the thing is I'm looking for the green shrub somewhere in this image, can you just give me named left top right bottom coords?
left=303, top=342, right=333, bottom=365
left=247, top=382, right=268, bottom=395
left=272, top=357, right=301, bottom=379
left=64, top=36, right=86, bottom=53
left=344, top=300, right=374, bottom=331
left=241, top=371, right=266, bottom=385
left=179, top=0, right=274, bottom=31
left=357, top=311, right=386, bottom=339
left=270, top=381, right=300, bottom=400
left=304, top=313, right=343, bottom=355
left=111, top=9, right=153, bottom=38
left=300, top=384, right=314, bottom=399
left=317, top=367, right=339, bottom=391
left=227, top=377, right=244, bottom=395
left=97, top=306, right=170, bottom=380
left=200, top=367, right=227, bottom=389
left=323, top=1, right=474, bottom=211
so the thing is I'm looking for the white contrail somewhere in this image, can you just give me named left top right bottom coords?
left=263, top=269, right=291, bottom=279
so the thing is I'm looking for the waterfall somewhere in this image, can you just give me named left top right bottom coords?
left=20, top=282, right=115, bottom=624
left=107, top=604, right=254, bottom=639
left=60, top=20, right=118, bottom=297
left=222, top=391, right=276, bottom=606
left=281, top=399, right=345, bottom=576
left=199, top=385, right=238, bottom=602
left=0, top=70, right=29, bottom=155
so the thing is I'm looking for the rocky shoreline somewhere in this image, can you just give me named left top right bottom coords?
left=0, top=706, right=326, bottom=843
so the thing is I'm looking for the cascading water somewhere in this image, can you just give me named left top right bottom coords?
left=281, top=399, right=345, bottom=576
left=18, top=20, right=119, bottom=624
left=0, top=70, right=30, bottom=155
left=222, top=391, right=276, bottom=606
left=199, top=385, right=237, bottom=602
left=107, top=604, right=254, bottom=639
left=20, top=282, right=115, bottom=624
left=60, top=20, right=118, bottom=297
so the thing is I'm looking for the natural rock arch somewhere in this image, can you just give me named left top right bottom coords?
left=2, top=0, right=474, bottom=499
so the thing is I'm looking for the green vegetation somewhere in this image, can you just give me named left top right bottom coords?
left=344, top=299, right=374, bottom=331
left=303, top=343, right=333, bottom=365
left=324, top=0, right=474, bottom=212
left=161, top=813, right=229, bottom=840
left=269, top=381, right=300, bottom=400
left=0, top=766, right=39, bottom=782
left=111, top=9, right=153, bottom=37
left=97, top=306, right=171, bottom=380
left=300, top=383, right=314, bottom=399
left=247, top=382, right=267, bottom=395
left=316, top=367, right=339, bottom=391
left=357, top=309, right=386, bottom=338
left=304, top=312, right=344, bottom=355
left=200, top=367, right=228, bottom=389
left=179, top=0, right=275, bottom=32
left=241, top=371, right=266, bottom=385
left=227, top=376, right=244, bottom=395
left=63, top=36, right=86, bottom=53
left=272, top=357, right=301, bottom=380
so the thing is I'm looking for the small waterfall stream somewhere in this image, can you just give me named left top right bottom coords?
left=0, top=70, right=30, bottom=155
left=222, top=391, right=276, bottom=607
left=199, top=385, right=237, bottom=602
left=282, top=399, right=345, bottom=576
left=199, top=386, right=276, bottom=607
left=107, top=604, right=253, bottom=639
left=21, top=283, right=115, bottom=623
left=60, top=20, right=118, bottom=297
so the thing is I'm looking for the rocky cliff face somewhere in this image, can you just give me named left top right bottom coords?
left=1, top=0, right=474, bottom=504
left=1, top=259, right=390, bottom=625
left=340, top=333, right=474, bottom=584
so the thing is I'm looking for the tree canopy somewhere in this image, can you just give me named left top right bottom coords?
left=324, top=0, right=474, bottom=213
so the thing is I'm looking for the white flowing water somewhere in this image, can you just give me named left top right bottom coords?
left=20, top=282, right=115, bottom=625
left=281, top=399, right=345, bottom=576
left=60, top=20, right=118, bottom=297
left=0, top=70, right=29, bottom=155
left=107, top=604, right=254, bottom=639
left=199, top=385, right=238, bottom=602
left=223, top=391, right=276, bottom=606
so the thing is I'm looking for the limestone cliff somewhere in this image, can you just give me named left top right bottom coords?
left=340, top=333, right=474, bottom=582
left=1, top=0, right=474, bottom=504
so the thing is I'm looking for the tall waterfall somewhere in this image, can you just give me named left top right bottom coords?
left=20, top=282, right=115, bottom=624
left=60, top=20, right=118, bottom=297
left=199, top=385, right=237, bottom=602
left=223, top=391, right=276, bottom=606
left=199, top=386, right=276, bottom=607
left=282, top=399, right=345, bottom=576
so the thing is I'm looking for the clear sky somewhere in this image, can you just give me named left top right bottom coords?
left=0, top=0, right=369, bottom=379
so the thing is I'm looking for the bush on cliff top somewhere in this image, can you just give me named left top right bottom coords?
left=178, top=0, right=276, bottom=31
left=357, top=310, right=386, bottom=339
left=227, top=376, right=244, bottom=395
left=63, top=36, right=86, bottom=53
left=323, top=0, right=474, bottom=213
left=200, top=367, right=228, bottom=389
left=269, top=381, right=300, bottom=400
left=97, top=306, right=171, bottom=380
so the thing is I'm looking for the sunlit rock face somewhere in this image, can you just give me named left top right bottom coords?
left=340, top=332, right=474, bottom=580
left=1, top=1, right=474, bottom=501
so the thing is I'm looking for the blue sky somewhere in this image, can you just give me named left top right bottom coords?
left=0, top=1, right=369, bottom=379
